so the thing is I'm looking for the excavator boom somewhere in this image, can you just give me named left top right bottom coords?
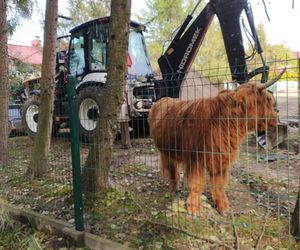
left=157, top=0, right=268, bottom=98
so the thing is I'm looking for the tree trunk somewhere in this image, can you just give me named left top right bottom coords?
left=83, top=0, right=131, bottom=192
left=0, top=0, right=9, bottom=167
left=27, top=0, right=58, bottom=179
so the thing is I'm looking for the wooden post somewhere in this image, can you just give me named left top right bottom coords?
left=120, top=121, right=131, bottom=148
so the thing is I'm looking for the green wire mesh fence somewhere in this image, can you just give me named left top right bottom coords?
left=0, top=59, right=299, bottom=249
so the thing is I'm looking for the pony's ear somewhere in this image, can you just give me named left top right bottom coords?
left=257, top=67, right=287, bottom=91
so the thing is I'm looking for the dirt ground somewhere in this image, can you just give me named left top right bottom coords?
left=276, top=90, right=299, bottom=120
left=0, top=133, right=299, bottom=249
left=0, top=88, right=299, bottom=249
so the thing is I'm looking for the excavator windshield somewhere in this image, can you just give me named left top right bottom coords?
left=128, top=29, right=152, bottom=77
left=68, top=19, right=153, bottom=79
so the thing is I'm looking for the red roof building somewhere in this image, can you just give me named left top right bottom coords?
left=294, top=51, right=300, bottom=58
left=8, top=38, right=43, bottom=65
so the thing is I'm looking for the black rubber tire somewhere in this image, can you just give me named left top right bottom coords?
left=76, top=87, right=103, bottom=142
left=21, top=96, right=59, bottom=138
left=21, top=96, right=40, bottom=138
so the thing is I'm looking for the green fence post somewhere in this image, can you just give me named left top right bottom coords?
left=67, top=74, right=84, bottom=231
left=291, top=58, right=300, bottom=242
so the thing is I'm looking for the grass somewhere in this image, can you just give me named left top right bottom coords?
left=1, top=136, right=300, bottom=249
left=86, top=183, right=300, bottom=249
left=82, top=187, right=300, bottom=249
left=234, top=214, right=295, bottom=248
left=0, top=207, right=43, bottom=249
left=0, top=207, right=88, bottom=250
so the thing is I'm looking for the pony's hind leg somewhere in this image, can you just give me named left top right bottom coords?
left=160, top=152, right=180, bottom=191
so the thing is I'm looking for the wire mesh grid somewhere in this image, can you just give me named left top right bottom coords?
left=3, top=135, right=74, bottom=219
left=75, top=59, right=299, bottom=248
left=0, top=59, right=299, bottom=249
left=0, top=76, right=74, bottom=222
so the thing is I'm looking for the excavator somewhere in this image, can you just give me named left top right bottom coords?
left=157, top=0, right=269, bottom=98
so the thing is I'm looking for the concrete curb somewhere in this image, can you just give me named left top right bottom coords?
left=0, top=201, right=133, bottom=250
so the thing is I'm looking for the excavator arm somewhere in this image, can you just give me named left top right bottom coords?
left=157, top=0, right=269, bottom=98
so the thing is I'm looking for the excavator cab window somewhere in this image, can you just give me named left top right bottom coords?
left=128, top=29, right=153, bottom=77
left=88, top=23, right=109, bottom=72
left=69, top=34, right=85, bottom=76
left=68, top=18, right=154, bottom=81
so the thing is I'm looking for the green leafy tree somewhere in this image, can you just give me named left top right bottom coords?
left=137, top=0, right=197, bottom=70
left=1, top=0, right=34, bottom=166
left=58, top=0, right=110, bottom=35
left=246, top=23, right=296, bottom=80
left=253, top=23, right=294, bottom=61
left=139, top=0, right=194, bottom=42
left=7, top=0, right=34, bottom=34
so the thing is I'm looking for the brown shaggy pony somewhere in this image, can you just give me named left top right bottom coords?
left=149, top=70, right=285, bottom=216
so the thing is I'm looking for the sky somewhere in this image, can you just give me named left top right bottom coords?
left=250, top=0, right=300, bottom=51
left=9, top=0, right=300, bottom=52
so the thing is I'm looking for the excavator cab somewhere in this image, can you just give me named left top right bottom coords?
left=67, top=17, right=155, bottom=140
left=68, top=17, right=154, bottom=85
